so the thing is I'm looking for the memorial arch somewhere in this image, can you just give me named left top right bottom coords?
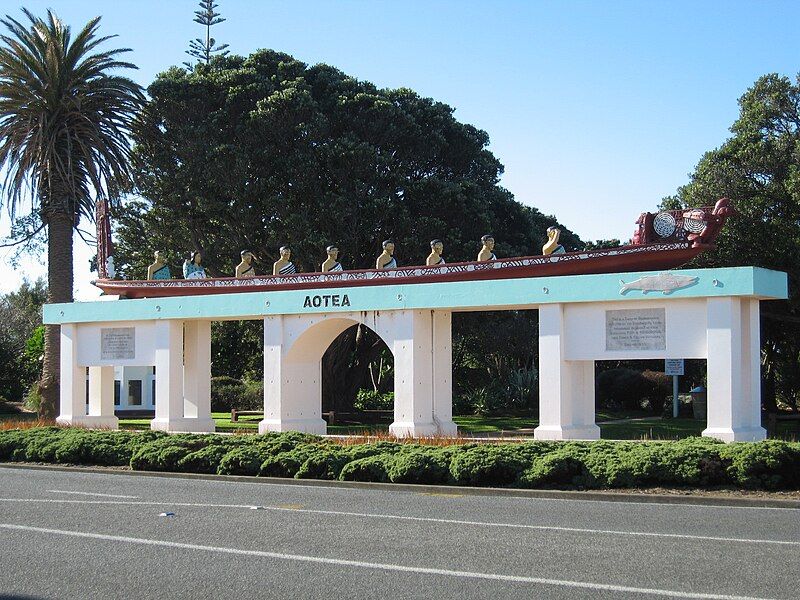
left=260, top=310, right=457, bottom=437
left=47, top=266, right=786, bottom=441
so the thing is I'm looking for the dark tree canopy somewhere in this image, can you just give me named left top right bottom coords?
left=662, top=73, right=800, bottom=410
left=117, top=49, right=582, bottom=411
left=117, top=49, right=580, bottom=278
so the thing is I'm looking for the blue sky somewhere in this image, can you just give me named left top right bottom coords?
left=2, top=0, right=799, bottom=299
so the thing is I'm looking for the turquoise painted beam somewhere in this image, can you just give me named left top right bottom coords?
left=43, top=266, right=788, bottom=325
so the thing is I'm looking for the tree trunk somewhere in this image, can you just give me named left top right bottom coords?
left=39, top=214, right=74, bottom=421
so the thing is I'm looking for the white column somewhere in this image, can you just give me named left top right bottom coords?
left=432, top=310, right=457, bottom=436
left=703, top=297, right=765, bottom=441
left=56, top=323, right=88, bottom=426
left=534, top=303, right=600, bottom=440
left=182, top=320, right=215, bottom=432
left=82, top=366, right=119, bottom=429
left=151, top=320, right=190, bottom=432
left=259, top=315, right=327, bottom=435
left=390, top=310, right=439, bottom=438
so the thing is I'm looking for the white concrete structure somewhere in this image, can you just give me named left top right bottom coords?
left=44, top=266, right=787, bottom=441
left=261, top=310, right=455, bottom=436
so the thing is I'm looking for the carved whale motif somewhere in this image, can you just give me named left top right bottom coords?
left=619, top=273, right=698, bottom=295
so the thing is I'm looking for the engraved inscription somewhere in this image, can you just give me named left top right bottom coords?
left=605, top=308, right=666, bottom=351
left=101, top=327, right=135, bottom=360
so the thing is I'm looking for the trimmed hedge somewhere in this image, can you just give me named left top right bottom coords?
left=1, top=427, right=799, bottom=491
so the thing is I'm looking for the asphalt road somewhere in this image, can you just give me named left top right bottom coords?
left=0, top=466, right=798, bottom=600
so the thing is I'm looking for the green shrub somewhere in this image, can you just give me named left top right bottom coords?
left=0, top=429, right=27, bottom=460
left=339, top=454, right=394, bottom=482
left=130, top=434, right=208, bottom=471
left=596, top=368, right=656, bottom=411
left=388, top=448, right=453, bottom=485
left=210, top=376, right=255, bottom=412
left=449, top=444, right=533, bottom=486
left=348, top=441, right=403, bottom=459
left=641, top=438, right=727, bottom=487
left=640, top=370, right=671, bottom=414
left=217, top=445, right=266, bottom=476
left=53, top=431, right=142, bottom=466
left=518, top=451, right=588, bottom=488
left=178, top=439, right=241, bottom=474
left=259, top=444, right=321, bottom=478
left=354, top=390, right=394, bottom=411
left=295, top=448, right=351, bottom=480
left=19, top=427, right=66, bottom=462
left=720, top=441, right=800, bottom=490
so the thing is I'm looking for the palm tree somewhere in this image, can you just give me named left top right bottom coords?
left=0, top=9, right=144, bottom=419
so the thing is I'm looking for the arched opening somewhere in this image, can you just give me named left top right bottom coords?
left=264, top=315, right=395, bottom=434
left=321, top=324, right=394, bottom=431
left=262, top=310, right=455, bottom=437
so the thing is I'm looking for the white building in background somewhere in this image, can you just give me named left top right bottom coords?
left=85, top=366, right=156, bottom=412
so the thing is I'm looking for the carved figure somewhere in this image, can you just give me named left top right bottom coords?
left=182, top=251, right=206, bottom=279
left=477, top=235, right=496, bottom=261
left=105, top=256, right=116, bottom=280
left=321, top=245, right=343, bottom=272
left=147, top=251, right=170, bottom=280
left=543, top=227, right=566, bottom=256
left=376, top=240, right=397, bottom=269
left=273, top=246, right=297, bottom=275
left=426, top=239, right=445, bottom=266
left=236, top=250, right=256, bottom=277
left=685, top=198, right=734, bottom=247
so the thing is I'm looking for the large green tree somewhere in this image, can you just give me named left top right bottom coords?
left=117, top=50, right=581, bottom=410
left=0, top=279, right=47, bottom=401
left=0, top=10, right=144, bottom=418
left=662, top=73, right=800, bottom=411
left=119, top=50, right=580, bottom=276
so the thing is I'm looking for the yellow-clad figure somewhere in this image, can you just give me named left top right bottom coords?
left=477, top=235, right=496, bottom=261
left=147, top=250, right=171, bottom=280
left=273, top=246, right=297, bottom=276
left=236, top=250, right=256, bottom=277
left=426, top=239, right=445, bottom=266
left=376, top=240, right=397, bottom=269
left=543, top=227, right=566, bottom=256
left=321, top=245, right=343, bottom=272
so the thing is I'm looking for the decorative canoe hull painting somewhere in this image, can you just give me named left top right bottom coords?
left=619, top=273, right=699, bottom=295
left=92, top=201, right=731, bottom=299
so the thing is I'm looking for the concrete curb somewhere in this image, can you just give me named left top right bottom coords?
left=2, top=462, right=799, bottom=509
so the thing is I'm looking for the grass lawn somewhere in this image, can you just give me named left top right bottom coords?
left=7, top=408, right=796, bottom=441
left=114, top=411, right=709, bottom=439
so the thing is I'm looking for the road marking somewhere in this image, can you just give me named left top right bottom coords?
left=0, top=497, right=797, bottom=547
left=0, top=523, right=778, bottom=600
left=47, top=490, right=139, bottom=499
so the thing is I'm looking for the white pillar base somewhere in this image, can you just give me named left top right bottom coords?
left=56, top=415, right=119, bottom=430
left=258, top=417, right=326, bottom=435
left=389, top=421, right=440, bottom=438
left=702, top=427, right=766, bottom=442
left=534, top=424, right=600, bottom=441
left=150, top=417, right=216, bottom=433
left=433, top=419, right=458, bottom=437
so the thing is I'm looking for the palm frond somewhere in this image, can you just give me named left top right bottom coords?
left=0, top=8, right=144, bottom=223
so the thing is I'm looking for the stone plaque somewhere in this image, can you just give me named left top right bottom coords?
left=605, top=308, right=666, bottom=351
left=101, top=327, right=135, bottom=360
